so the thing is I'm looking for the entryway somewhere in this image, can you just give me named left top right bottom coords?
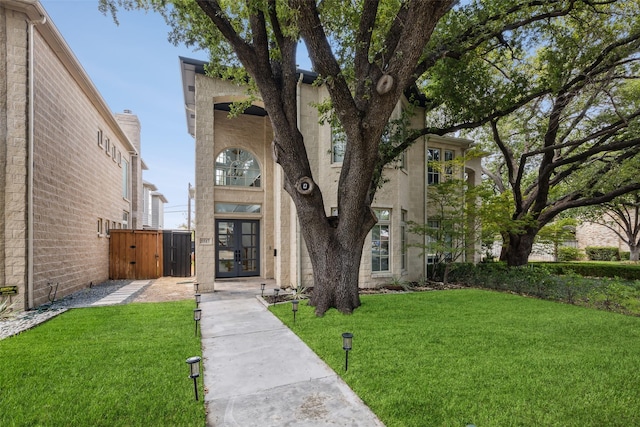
left=215, top=219, right=260, bottom=278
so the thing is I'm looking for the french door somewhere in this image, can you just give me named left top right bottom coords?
left=215, top=219, right=260, bottom=278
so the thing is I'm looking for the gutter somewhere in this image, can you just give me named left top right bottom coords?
left=296, top=72, right=304, bottom=288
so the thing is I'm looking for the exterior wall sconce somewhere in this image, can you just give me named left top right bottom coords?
left=342, top=332, right=353, bottom=371
left=193, top=308, right=202, bottom=337
left=291, top=299, right=299, bottom=323
left=260, top=283, right=266, bottom=297
left=186, top=356, right=202, bottom=401
left=195, top=293, right=201, bottom=308
left=273, top=288, right=279, bottom=305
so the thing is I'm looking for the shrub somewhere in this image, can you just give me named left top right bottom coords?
left=558, top=246, right=582, bottom=261
left=585, top=246, right=620, bottom=261
left=621, top=251, right=630, bottom=261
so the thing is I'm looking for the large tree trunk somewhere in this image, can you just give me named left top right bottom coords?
left=300, top=206, right=377, bottom=316
left=630, top=245, right=640, bottom=262
left=504, top=229, right=538, bottom=266
left=307, top=234, right=365, bottom=315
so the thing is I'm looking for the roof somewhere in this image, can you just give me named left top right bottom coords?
left=179, top=56, right=430, bottom=138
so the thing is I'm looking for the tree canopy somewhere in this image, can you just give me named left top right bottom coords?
left=102, top=0, right=640, bottom=313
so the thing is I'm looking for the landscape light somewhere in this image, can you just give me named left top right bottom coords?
left=193, top=282, right=199, bottom=293
left=260, top=283, right=266, bottom=297
left=342, top=332, right=353, bottom=371
left=195, top=293, right=201, bottom=308
left=193, top=308, right=202, bottom=337
left=291, top=299, right=299, bottom=324
left=186, top=356, right=201, bottom=401
left=273, top=288, right=279, bottom=305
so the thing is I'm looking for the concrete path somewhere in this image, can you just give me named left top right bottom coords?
left=199, top=279, right=384, bottom=427
left=91, top=280, right=151, bottom=306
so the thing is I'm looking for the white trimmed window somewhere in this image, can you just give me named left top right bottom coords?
left=331, top=126, right=346, bottom=163
left=444, top=150, right=455, bottom=179
left=122, top=211, right=129, bottom=229
left=122, top=158, right=129, bottom=199
left=215, top=148, right=261, bottom=187
left=401, top=210, right=407, bottom=271
left=427, top=148, right=440, bottom=185
left=372, top=209, right=391, bottom=272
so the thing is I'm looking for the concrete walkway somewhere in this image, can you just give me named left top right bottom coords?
left=91, top=280, right=151, bottom=306
left=199, top=279, right=384, bottom=427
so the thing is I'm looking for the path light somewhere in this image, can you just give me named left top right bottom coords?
left=291, top=299, right=299, bottom=324
left=342, top=332, right=353, bottom=371
left=186, top=356, right=201, bottom=401
left=273, top=288, right=279, bottom=305
left=195, top=293, right=201, bottom=308
left=193, top=282, right=199, bottom=293
left=260, top=283, right=266, bottom=297
left=193, top=308, right=202, bottom=337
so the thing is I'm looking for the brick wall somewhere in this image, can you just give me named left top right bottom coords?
left=1, top=8, right=29, bottom=309
left=29, top=28, right=134, bottom=306
left=0, top=9, right=136, bottom=308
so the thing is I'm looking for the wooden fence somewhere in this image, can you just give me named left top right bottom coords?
left=109, top=230, right=163, bottom=280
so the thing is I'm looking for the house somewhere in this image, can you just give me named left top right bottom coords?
left=179, top=57, right=482, bottom=292
left=1, top=0, right=151, bottom=309
left=142, top=181, right=168, bottom=229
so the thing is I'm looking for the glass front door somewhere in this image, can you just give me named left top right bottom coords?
left=216, top=219, right=260, bottom=278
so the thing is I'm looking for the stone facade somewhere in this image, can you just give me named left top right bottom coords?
left=181, top=57, right=483, bottom=291
left=0, top=0, right=147, bottom=309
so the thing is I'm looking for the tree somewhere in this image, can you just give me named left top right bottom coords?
left=535, top=217, right=578, bottom=262
left=102, top=0, right=638, bottom=314
left=474, top=2, right=640, bottom=266
left=579, top=192, right=640, bottom=261
left=407, top=178, right=480, bottom=284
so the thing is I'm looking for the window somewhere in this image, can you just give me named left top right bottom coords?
left=122, top=211, right=129, bottom=229
left=105, top=220, right=110, bottom=236
left=444, top=150, right=455, bottom=179
left=105, top=138, right=111, bottom=156
left=331, top=126, right=346, bottom=163
left=97, top=218, right=103, bottom=235
left=372, top=209, right=391, bottom=272
left=122, top=158, right=129, bottom=199
left=111, top=144, right=117, bottom=161
left=214, top=203, right=261, bottom=213
left=427, top=148, right=440, bottom=185
left=117, top=150, right=122, bottom=166
left=215, top=148, right=261, bottom=187
left=97, top=129, right=103, bottom=148
left=382, top=124, right=406, bottom=169
left=426, top=220, right=440, bottom=264
left=401, top=210, right=407, bottom=271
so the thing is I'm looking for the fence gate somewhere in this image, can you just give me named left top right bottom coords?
left=109, top=230, right=163, bottom=280
left=162, top=230, right=192, bottom=277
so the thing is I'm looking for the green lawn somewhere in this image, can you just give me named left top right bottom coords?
left=272, top=290, right=640, bottom=427
left=0, top=301, right=204, bottom=427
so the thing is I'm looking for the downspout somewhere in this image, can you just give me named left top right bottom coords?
left=295, top=72, right=304, bottom=288
left=424, top=135, right=428, bottom=279
left=462, top=147, right=467, bottom=263
left=27, top=15, right=47, bottom=309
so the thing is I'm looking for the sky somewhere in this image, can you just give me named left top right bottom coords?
left=39, top=0, right=205, bottom=229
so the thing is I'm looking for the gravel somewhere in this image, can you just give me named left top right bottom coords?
left=0, top=280, right=134, bottom=341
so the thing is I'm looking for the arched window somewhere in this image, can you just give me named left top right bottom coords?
left=215, top=148, right=261, bottom=187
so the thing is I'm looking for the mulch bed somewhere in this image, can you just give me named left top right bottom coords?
left=262, top=282, right=465, bottom=304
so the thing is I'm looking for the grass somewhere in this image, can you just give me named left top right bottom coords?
left=0, top=301, right=204, bottom=427
left=271, top=290, right=640, bottom=427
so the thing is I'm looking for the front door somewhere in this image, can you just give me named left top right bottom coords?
left=216, top=220, right=260, bottom=278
